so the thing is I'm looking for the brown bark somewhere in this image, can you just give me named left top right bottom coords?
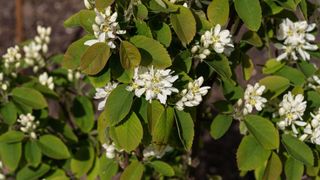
left=15, top=0, right=23, bottom=43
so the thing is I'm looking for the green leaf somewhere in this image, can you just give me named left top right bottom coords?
left=0, top=131, right=24, bottom=143
left=25, top=140, right=42, bottom=167
left=307, top=91, right=320, bottom=108
left=72, top=96, right=95, bottom=133
left=80, top=42, right=110, bottom=75
left=110, top=112, right=143, bottom=152
left=275, top=65, right=306, bottom=86
left=154, top=23, right=172, bottom=47
left=244, top=115, right=279, bottom=150
left=300, top=0, right=308, bottom=19
left=263, top=152, right=282, bottom=180
left=130, top=35, right=172, bottom=68
left=149, top=161, right=175, bottom=176
left=275, top=0, right=297, bottom=10
left=38, top=135, right=70, bottom=159
left=207, top=0, right=229, bottom=26
left=263, top=0, right=283, bottom=15
left=120, top=41, right=141, bottom=69
left=285, top=156, right=304, bottom=180
left=71, top=145, right=95, bottom=178
left=104, top=84, right=134, bottom=126
left=149, top=105, right=175, bottom=151
left=210, top=114, right=233, bottom=140
left=241, top=54, right=254, bottom=80
left=12, top=87, right=48, bottom=109
left=262, top=59, right=285, bottom=74
left=88, top=68, right=111, bottom=88
left=0, top=102, right=17, bottom=125
left=62, top=35, right=92, bottom=69
left=259, top=75, right=290, bottom=99
left=99, top=156, right=118, bottom=179
left=16, top=164, right=50, bottom=180
left=64, top=10, right=95, bottom=33
left=241, top=31, right=263, bottom=47
left=134, top=3, right=148, bottom=20
left=96, top=0, right=114, bottom=11
left=175, top=110, right=194, bottom=150
left=234, top=0, right=262, bottom=31
left=298, top=60, right=317, bottom=78
left=0, top=142, right=22, bottom=172
left=170, top=6, right=196, bottom=45
left=120, top=161, right=144, bottom=180
left=135, top=20, right=153, bottom=38
left=281, top=134, right=314, bottom=166
left=237, top=136, right=271, bottom=171
left=206, top=54, right=232, bottom=80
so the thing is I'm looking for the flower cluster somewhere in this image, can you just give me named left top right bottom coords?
left=67, top=69, right=81, bottom=82
left=94, top=82, right=118, bottom=110
left=85, top=7, right=126, bottom=48
left=307, top=75, right=320, bottom=90
left=276, top=18, right=318, bottom=61
left=143, top=145, right=173, bottom=160
left=299, top=109, right=320, bottom=144
left=23, top=26, right=51, bottom=72
left=102, top=142, right=123, bottom=159
left=175, top=77, right=210, bottom=111
left=2, top=45, right=22, bottom=70
left=127, top=66, right=179, bottom=105
left=39, top=72, right=54, bottom=90
left=17, top=113, right=39, bottom=139
left=277, top=92, right=307, bottom=135
left=0, top=73, right=9, bottom=91
left=237, top=83, right=267, bottom=116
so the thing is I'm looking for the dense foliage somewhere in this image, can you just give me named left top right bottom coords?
left=1, top=0, right=320, bottom=179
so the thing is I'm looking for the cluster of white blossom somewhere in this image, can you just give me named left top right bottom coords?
left=276, top=18, right=318, bottom=61
left=169, top=0, right=188, bottom=7
left=236, top=83, right=267, bottom=116
left=2, top=45, right=22, bottom=70
left=0, top=161, right=4, bottom=180
left=191, top=24, right=233, bottom=61
left=39, top=72, right=54, bottom=90
left=17, top=113, right=39, bottom=139
left=143, top=145, right=173, bottom=160
left=23, top=26, right=51, bottom=72
left=277, top=92, right=307, bottom=135
left=175, top=77, right=210, bottom=111
left=0, top=73, right=9, bottom=91
left=67, top=69, right=81, bottom=82
left=102, top=142, right=123, bottom=159
left=127, top=66, right=179, bottom=105
left=85, top=7, right=126, bottom=48
left=307, top=75, right=320, bottom=90
left=94, top=82, right=118, bottom=110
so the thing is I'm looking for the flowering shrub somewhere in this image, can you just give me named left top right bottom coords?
left=1, top=0, right=320, bottom=179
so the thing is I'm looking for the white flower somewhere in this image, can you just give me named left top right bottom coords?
left=102, top=143, right=116, bottom=159
left=143, top=145, right=173, bottom=160
left=94, top=82, right=118, bottom=110
left=191, top=42, right=211, bottom=61
left=298, top=109, right=320, bottom=145
left=39, top=72, right=54, bottom=90
left=276, top=18, right=318, bottom=61
left=175, top=77, right=210, bottom=111
left=200, top=24, right=234, bottom=55
left=84, top=0, right=95, bottom=9
left=127, top=66, right=179, bottom=104
left=308, top=75, right=320, bottom=90
left=17, top=113, right=39, bottom=139
left=35, top=26, right=51, bottom=53
left=84, top=7, right=126, bottom=48
left=67, top=69, right=81, bottom=81
left=0, top=161, right=4, bottom=180
left=277, top=92, right=307, bottom=134
left=2, top=45, right=21, bottom=69
left=0, top=73, right=9, bottom=91
left=241, top=83, right=267, bottom=115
